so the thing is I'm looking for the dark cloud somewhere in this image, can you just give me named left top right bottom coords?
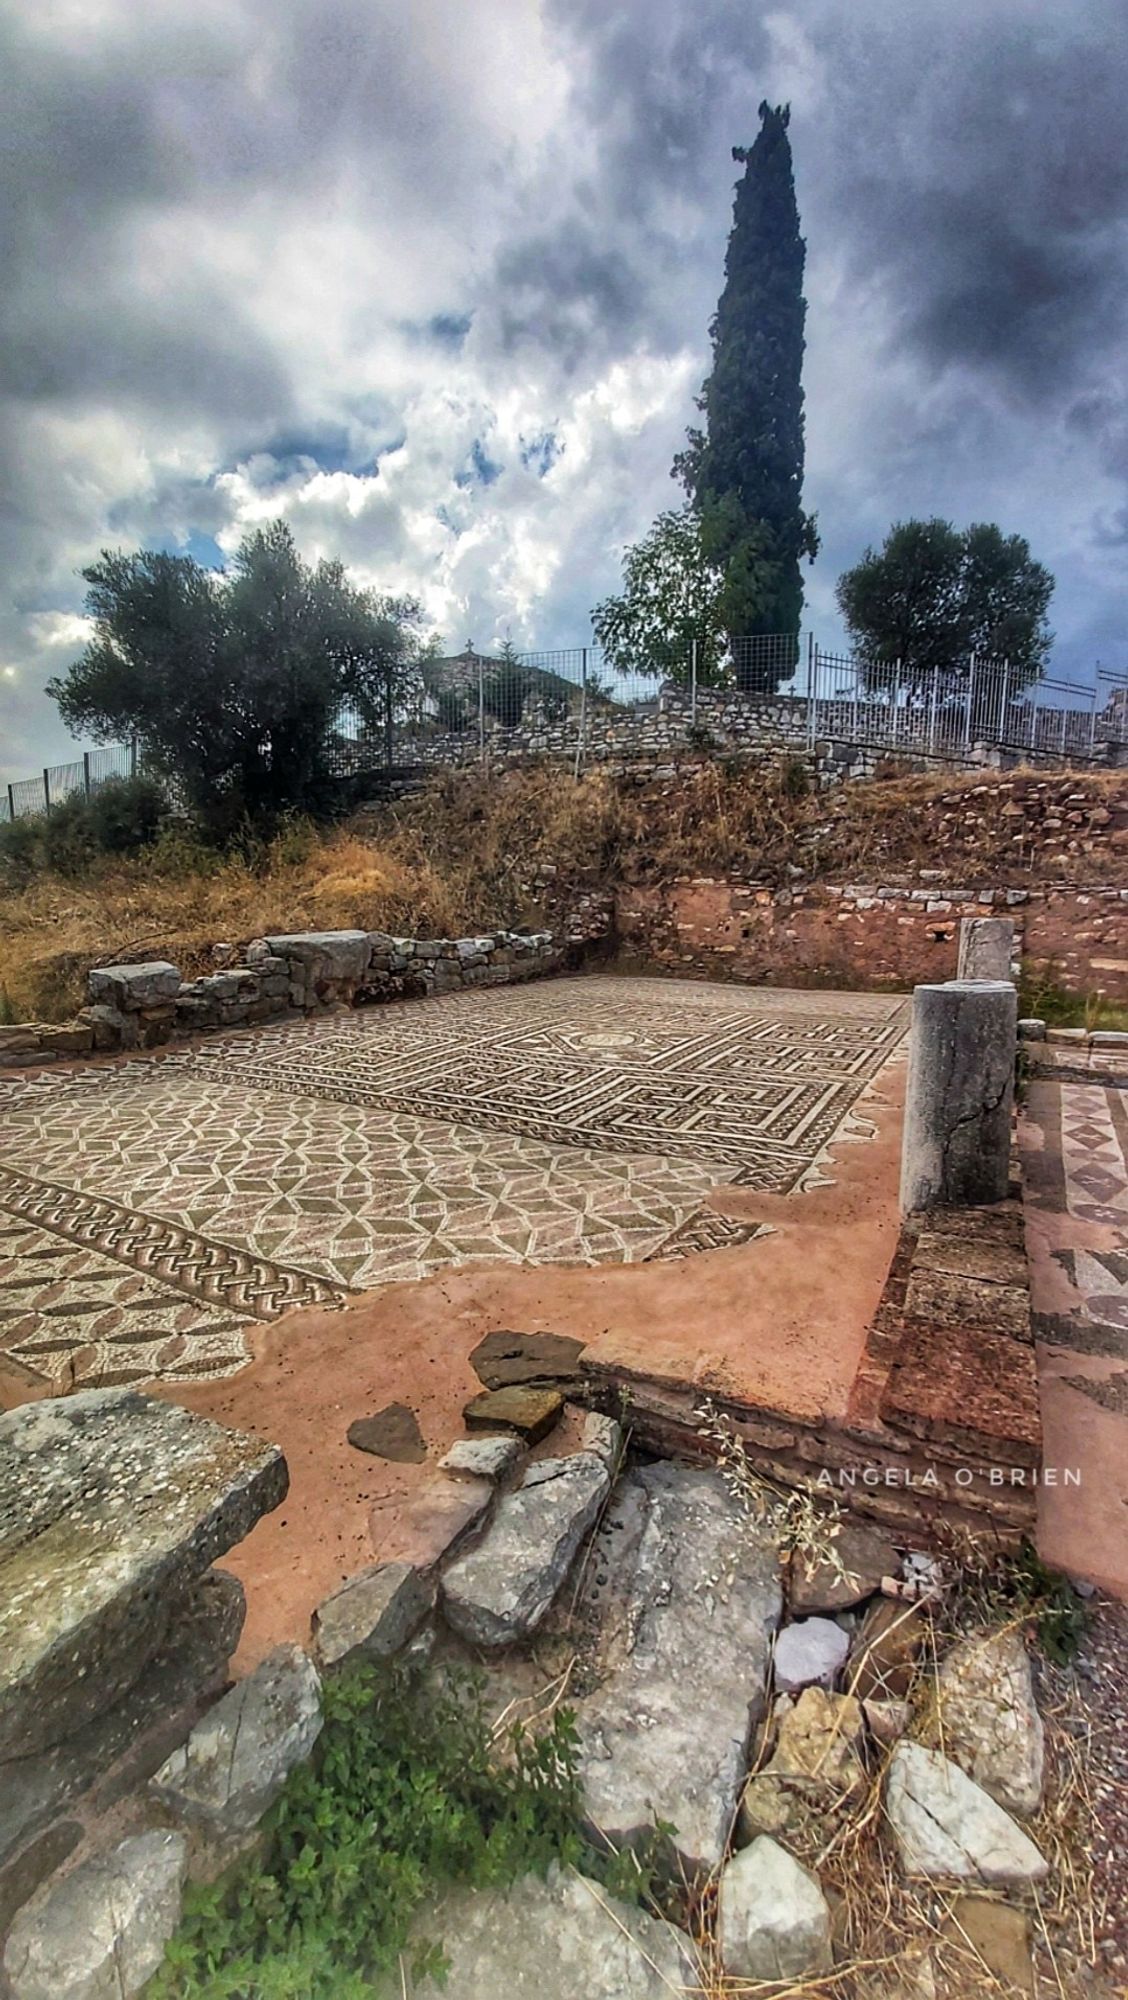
left=3, top=0, right=1128, bottom=775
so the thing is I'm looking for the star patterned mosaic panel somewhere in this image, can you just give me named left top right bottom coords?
left=0, top=976, right=906, bottom=1392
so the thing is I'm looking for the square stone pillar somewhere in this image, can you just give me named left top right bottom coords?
left=956, top=916, right=1015, bottom=983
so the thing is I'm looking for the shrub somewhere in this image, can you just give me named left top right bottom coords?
left=149, top=1662, right=602, bottom=1999
left=41, top=792, right=97, bottom=877
left=87, top=773, right=167, bottom=853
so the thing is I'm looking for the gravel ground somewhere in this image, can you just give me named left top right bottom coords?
left=1034, top=1591, right=1128, bottom=1998
left=1075, top=1595, right=1128, bottom=1988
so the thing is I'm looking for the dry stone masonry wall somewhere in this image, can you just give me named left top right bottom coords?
left=0, top=927, right=561, bottom=1067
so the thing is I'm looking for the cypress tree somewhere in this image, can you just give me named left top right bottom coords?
left=675, top=103, right=818, bottom=678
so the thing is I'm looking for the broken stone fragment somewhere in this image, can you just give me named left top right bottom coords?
left=940, top=1893, right=1035, bottom=1994
left=773, top=1617, right=850, bottom=1694
left=346, top=1403, right=426, bottom=1462
left=738, top=1687, right=866, bottom=1845
left=574, top=1463, right=782, bottom=1878
left=579, top=1409, right=622, bottom=1470
left=0, top=1389, right=287, bottom=1760
left=370, top=1474, right=493, bottom=1570
left=463, top=1384, right=564, bottom=1442
left=3, top=1829, right=187, bottom=2000
left=862, top=1696, right=912, bottom=1746
left=847, top=1596, right=928, bottom=1703
left=885, top=1743, right=1048, bottom=1885
left=789, top=1524, right=899, bottom=1614
left=468, top=1328, right=585, bottom=1389
left=934, top=1628, right=1044, bottom=1818
left=439, top=1435, right=525, bottom=1481
left=406, top=1863, right=699, bottom=1997
left=312, top=1561, right=434, bottom=1669
left=441, top=1452, right=609, bottom=1647
left=150, top=1644, right=322, bottom=1837
left=717, top=1835, right=833, bottom=1983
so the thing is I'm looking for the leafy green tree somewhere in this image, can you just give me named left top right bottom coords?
left=593, top=505, right=766, bottom=683
left=836, top=519, right=1054, bottom=687
left=49, top=521, right=429, bottom=827
left=674, top=104, right=818, bottom=674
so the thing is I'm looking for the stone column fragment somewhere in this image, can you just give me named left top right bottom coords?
left=900, top=980, right=1017, bottom=1213
left=957, top=916, right=1015, bottom=983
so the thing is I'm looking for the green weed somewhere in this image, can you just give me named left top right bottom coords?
left=148, top=1659, right=645, bottom=1999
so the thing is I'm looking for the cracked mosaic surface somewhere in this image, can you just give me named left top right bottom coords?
left=0, top=976, right=905, bottom=1391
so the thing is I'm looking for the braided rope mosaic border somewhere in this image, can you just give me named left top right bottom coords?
left=0, top=1167, right=346, bottom=1320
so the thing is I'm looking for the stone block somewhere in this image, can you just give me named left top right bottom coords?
left=87, top=961, right=181, bottom=1010
left=77, top=1004, right=133, bottom=1049
left=0, top=1569, right=245, bottom=1872
left=463, top=1385, right=564, bottom=1442
left=3, top=1829, right=188, bottom=2000
left=265, top=931, right=370, bottom=986
left=313, top=1562, right=433, bottom=1668
left=0, top=1389, right=287, bottom=1759
left=34, top=1023, right=94, bottom=1056
left=150, top=1644, right=322, bottom=1836
left=441, top=1453, right=609, bottom=1648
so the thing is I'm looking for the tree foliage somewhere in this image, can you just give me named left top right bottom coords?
left=674, top=103, right=818, bottom=662
left=593, top=505, right=766, bottom=683
left=836, top=518, right=1054, bottom=687
left=48, top=521, right=429, bottom=829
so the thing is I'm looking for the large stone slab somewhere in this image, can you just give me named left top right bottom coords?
left=150, top=1643, right=322, bottom=1836
left=885, top=1743, right=1048, bottom=1884
left=440, top=1453, right=609, bottom=1647
left=407, top=1864, right=699, bottom=1998
left=0, top=1570, right=245, bottom=1877
left=264, top=930, right=371, bottom=985
left=3, top=1829, right=187, bottom=2000
left=574, top=1462, right=783, bottom=1877
left=0, top=1390, right=287, bottom=1758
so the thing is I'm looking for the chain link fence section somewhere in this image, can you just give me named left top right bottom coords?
left=2, top=742, right=137, bottom=824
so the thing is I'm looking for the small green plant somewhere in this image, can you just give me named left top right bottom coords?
left=148, top=1659, right=635, bottom=1999
left=952, top=1537, right=1089, bottom=1665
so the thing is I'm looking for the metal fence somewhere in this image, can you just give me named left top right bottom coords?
left=1, top=742, right=138, bottom=825
left=4, top=640, right=1125, bottom=820
left=329, top=638, right=1125, bottom=777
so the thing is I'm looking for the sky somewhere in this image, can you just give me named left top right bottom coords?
left=3, top=0, right=1128, bottom=780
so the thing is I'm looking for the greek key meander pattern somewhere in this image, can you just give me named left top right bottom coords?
left=0, top=977, right=905, bottom=1390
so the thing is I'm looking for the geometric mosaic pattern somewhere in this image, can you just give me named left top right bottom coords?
left=0, top=1212, right=257, bottom=1391
left=0, top=976, right=906, bottom=1392
left=183, top=976, right=908, bottom=1186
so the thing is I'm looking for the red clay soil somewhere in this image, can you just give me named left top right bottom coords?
left=161, top=1057, right=906, bottom=1671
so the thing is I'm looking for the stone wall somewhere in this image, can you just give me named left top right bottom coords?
left=353, top=682, right=1122, bottom=783
left=0, top=927, right=562, bottom=1068
left=616, top=878, right=1128, bottom=1000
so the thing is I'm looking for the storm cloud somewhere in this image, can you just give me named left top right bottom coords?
left=3, top=0, right=1128, bottom=774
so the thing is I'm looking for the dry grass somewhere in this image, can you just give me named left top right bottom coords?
left=4, top=756, right=1127, bottom=1023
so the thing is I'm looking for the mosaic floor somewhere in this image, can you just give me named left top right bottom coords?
left=0, top=977, right=906, bottom=1392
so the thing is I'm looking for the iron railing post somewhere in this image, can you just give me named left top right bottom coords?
left=963, top=655, right=976, bottom=759
left=477, top=649, right=485, bottom=767
left=998, top=662, right=1010, bottom=746
left=573, top=647, right=588, bottom=781
left=1029, top=678, right=1041, bottom=756
left=690, top=638, right=698, bottom=725
left=43, top=768, right=50, bottom=812
left=83, top=752, right=91, bottom=800
left=928, top=667, right=938, bottom=756
left=7, top=784, right=14, bottom=822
